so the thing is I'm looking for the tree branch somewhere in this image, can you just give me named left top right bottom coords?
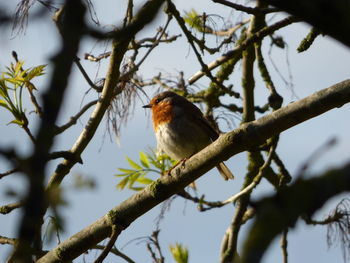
left=54, top=99, right=98, bottom=135
left=0, top=167, right=19, bottom=179
left=222, top=143, right=276, bottom=205
left=280, top=228, right=288, bottom=263
left=93, top=245, right=136, bottom=263
left=240, top=162, right=350, bottom=263
left=93, top=225, right=121, bottom=263
left=38, top=79, right=350, bottom=262
left=213, top=0, right=280, bottom=15
left=0, top=235, right=18, bottom=246
left=188, top=16, right=300, bottom=84
left=10, top=0, right=86, bottom=260
left=262, top=0, right=350, bottom=48
left=0, top=201, right=23, bottom=215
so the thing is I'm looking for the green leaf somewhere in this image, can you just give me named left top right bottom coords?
left=0, top=100, right=10, bottom=111
left=136, top=177, right=154, bottom=185
left=18, top=68, right=29, bottom=79
left=0, top=87, right=8, bottom=98
left=115, top=173, right=129, bottom=177
left=169, top=243, right=189, bottom=263
left=117, top=168, right=137, bottom=174
left=139, top=151, right=150, bottom=168
left=8, top=119, right=25, bottom=127
left=116, top=176, right=129, bottom=190
left=0, top=79, right=8, bottom=95
left=117, top=150, right=170, bottom=191
left=14, top=61, right=25, bottom=76
left=5, top=78, right=23, bottom=86
left=25, top=64, right=46, bottom=81
left=127, top=172, right=141, bottom=188
left=129, top=186, right=144, bottom=191
left=184, top=9, right=203, bottom=32
left=126, top=156, right=142, bottom=170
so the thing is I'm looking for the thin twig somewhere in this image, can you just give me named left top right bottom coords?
left=255, top=41, right=283, bottom=110
left=0, top=167, right=19, bottom=179
left=212, top=0, right=280, bottom=15
left=85, top=34, right=180, bottom=63
left=120, top=14, right=174, bottom=83
left=54, top=99, right=98, bottom=134
left=223, top=143, right=276, bottom=205
left=48, top=151, right=83, bottom=163
left=147, top=243, right=159, bottom=263
left=0, top=235, right=18, bottom=246
left=0, top=201, right=23, bottom=215
left=199, top=18, right=250, bottom=37
left=297, top=27, right=321, bottom=53
left=93, top=245, right=136, bottom=263
left=85, top=52, right=111, bottom=62
left=12, top=51, right=43, bottom=118
left=94, top=225, right=121, bottom=263
left=151, top=231, right=165, bottom=263
left=187, top=18, right=250, bottom=54
left=86, top=30, right=180, bottom=62
left=280, top=228, right=288, bottom=263
left=22, top=125, right=36, bottom=143
left=28, top=89, right=43, bottom=117
left=220, top=228, right=230, bottom=259
left=146, top=230, right=165, bottom=263
left=302, top=210, right=346, bottom=226
left=178, top=144, right=277, bottom=211
left=73, top=56, right=101, bottom=91
left=168, top=0, right=236, bottom=94
left=123, top=0, right=134, bottom=27
left=189, top=16, right=300, bottom=84
left=137, top=18, right=172, bottom=67
left=177, top=191, right=225, bottom=211
left=272, top=152, right=292, bottom=186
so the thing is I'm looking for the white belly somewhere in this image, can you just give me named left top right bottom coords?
left=155, top=121, right=211, bottom=160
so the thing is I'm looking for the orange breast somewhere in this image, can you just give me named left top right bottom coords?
left=152, top=101, right=173, bottom=131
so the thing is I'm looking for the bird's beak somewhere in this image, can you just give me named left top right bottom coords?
left=142, top=104, right=151, bottom=108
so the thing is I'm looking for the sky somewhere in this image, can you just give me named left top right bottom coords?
left=1, top=0, right=350, bottom=262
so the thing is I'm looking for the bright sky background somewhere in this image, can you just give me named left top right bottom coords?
left=1, top=0, right=350, bottom=262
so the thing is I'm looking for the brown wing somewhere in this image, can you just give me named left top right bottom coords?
left=178, top=95, right=219, bottom=141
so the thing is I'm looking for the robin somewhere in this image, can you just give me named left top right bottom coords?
left=143, top=91, right=234, bottom=180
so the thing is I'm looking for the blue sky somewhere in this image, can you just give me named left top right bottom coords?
left=1, top=0, right=350, bottom=262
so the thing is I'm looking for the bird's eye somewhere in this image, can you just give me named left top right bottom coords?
left=155, top=98, right=161, bottom=104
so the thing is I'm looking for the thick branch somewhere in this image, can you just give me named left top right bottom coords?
left=38, top=79, right=350, bottom=262
left=11, top=1, right=86, bottom=260
left=240, top=162, right=350, bottom=263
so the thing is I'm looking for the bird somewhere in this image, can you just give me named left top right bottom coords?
left=143, top=91, right=234, bottom=180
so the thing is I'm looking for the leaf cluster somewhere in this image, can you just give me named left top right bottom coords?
left=169, top=243, right=189, bottom=263
left=0, top=60, right=45, bottom=126
left=115, top=151, right=177, bottom=191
